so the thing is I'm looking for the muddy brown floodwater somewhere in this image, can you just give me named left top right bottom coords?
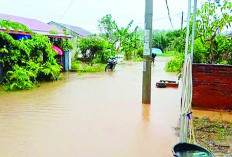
left=0, top=57, right=181, bottom=157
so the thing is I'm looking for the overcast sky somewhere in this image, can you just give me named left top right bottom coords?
left=0, top=0, right=202, bottom=33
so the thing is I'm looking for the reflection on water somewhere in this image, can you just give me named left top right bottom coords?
left=142, top=104, right=150, bottom=122
left=0, top=58, right=181, bottom=157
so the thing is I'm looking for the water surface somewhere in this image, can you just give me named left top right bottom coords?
left=0, top=58, right=181, bottom=157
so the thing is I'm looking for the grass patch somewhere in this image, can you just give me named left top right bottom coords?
left=132, top=57, right=143, bottom=62
left=0, top=86, right=5, bottom=95
left=193, top=117, right=232, bottom=155
left=159, top=51, right=180, bottom=57
left=72, top=61, right=105, bottom=73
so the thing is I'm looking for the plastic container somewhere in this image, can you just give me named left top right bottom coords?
left=173, top=143, right=213, bottom=157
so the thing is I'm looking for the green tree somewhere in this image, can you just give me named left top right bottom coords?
left=98, top=14, right=143, bottom=60
left=194, top=0, right=232, bottom=63
left=98, top=14, right=118, bottom=39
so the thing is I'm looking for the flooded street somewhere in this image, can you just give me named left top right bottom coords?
left=0, top=57, right=181, bottom=157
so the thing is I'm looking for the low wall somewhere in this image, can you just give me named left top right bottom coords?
left=192, top=64, right=232, bottom=110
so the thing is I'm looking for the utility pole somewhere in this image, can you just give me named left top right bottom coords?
left=142, top=0, right=153, bottom=104
left=181, top=11, right=184, bottom=30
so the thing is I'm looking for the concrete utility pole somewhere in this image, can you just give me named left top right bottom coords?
left=142, top=0, right=153, bottom=104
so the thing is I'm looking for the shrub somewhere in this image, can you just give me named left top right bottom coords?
left=135, top=47, right=143, bottom=58
left=166, top=54, right=184, bottom=73
left=78, top=37, right=115, bottom=63
left=5, top=65, right=36, bottom=91
left=0, top=32, right=61, bottom=91
left=193, top=38, right=208, bottom=63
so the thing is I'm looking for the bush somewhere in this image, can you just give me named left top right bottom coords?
left=152, top=30, right=168, bottom=51
left=5, top=65, right=36, bottom=91
left=0, top=32, right=61, bottom=91
left=152, top=29, right=186, bottom=52
left=78, top=37, right=115, bottom=63
left=193, top=38, right=208, bottom=63
left=166, top=54, right=184, bottom=73
left=135, top=47, right=143, bottom=58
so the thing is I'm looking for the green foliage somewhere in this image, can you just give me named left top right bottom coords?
left=49, top=30, right=58, bottom=34
left=152, top=29, right=185, bottom=53
left=135, top=47, right=143, bottom=58
left=98, top=14, right=143, bottom=60
left=169, top=30, right=186, bottom=53
left=0, top=20, right=33, bottom=34
left=152, top=30, right=168, bottom=51
left=193, top=0, right=232, bottom=64
left=132, top=57, right=143, bottom=62
left=5, top=65, right=36, bottom=91
left=62, top=38, right=73, bottom=50
left=161, top=51, right=180, bottom=57
left=193, top=38, right=208, bottom=63
left=52, top=37, right=73, bottom=51
left=163, top=0, right=232, bottom=73
left=0, top=31, right=61, bottom=91
left=166, top=54, right=184, bottom=73
left=78, top=37, right=115, bottom=63
left=71, top=61, right=105, bottom=73
left=98, top=14, right=118, bottom=39
left=215, top=35, right=232, bottom=64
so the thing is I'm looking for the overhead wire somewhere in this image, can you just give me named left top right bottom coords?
left=58, top=0, right=75, bottom=22
left=135, top=12, right=185, bottom=28
left=164, top=0, right=174, bottom=29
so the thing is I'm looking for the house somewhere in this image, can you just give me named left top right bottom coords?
left=48, top=21, right=91, bottom=38
left=0, top=13, right=71, bottom=39
left=0, top=13, right=72, bottom=72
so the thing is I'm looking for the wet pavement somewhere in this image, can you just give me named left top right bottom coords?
left=0, top=57, right=181, bottom=157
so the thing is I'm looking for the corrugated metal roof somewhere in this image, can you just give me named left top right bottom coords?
left=0, top=13, right=63, bottom=33
left=49, top=21, right=91, bottom=37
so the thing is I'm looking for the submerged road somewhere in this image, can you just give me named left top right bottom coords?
left=0, top=57, right=181, bottom=157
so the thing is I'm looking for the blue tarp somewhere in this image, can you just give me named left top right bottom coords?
left=152, top=48, right=163, bottom=55
left=16, top=35, right=32, bottom=40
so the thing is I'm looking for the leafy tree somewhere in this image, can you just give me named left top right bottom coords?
left=98, top=14, right=143, bottom=60
left=98, top=14, right=118, bottom=39
left=78, top=37, right=115, bottom=63
left=194, top=0, right=232, bottom=63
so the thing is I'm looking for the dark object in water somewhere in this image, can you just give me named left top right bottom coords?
left=105, top=57, right=117, bottom=72
left=156, top=80, right=179, bottom=88
left=173, top=143, right=213, bottom=157
left=156, top=82, right=166, bottom=88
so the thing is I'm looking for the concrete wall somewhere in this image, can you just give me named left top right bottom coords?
left=192, top=64, right=232, bottom=110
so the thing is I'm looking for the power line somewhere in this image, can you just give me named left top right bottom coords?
left=58, top=0, right=75, bottom=22
left=165, top=0, right=174, bottom=29
left=135, top=12, right=183, bottom=26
